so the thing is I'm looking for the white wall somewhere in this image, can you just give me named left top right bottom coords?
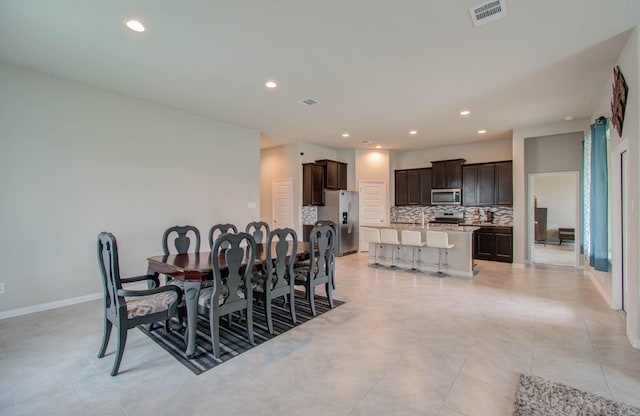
left=534, top=175, right=577, bottom=242
left=0, top=63, right=261, bottom=314
left=260, top=143, right=302, bottom=233
left=395, top=138, right=512, bottom=169
left=589, top=27, right=640, bottom=347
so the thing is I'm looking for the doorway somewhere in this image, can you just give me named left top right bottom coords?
left=529, top=172, right=580, bottom=268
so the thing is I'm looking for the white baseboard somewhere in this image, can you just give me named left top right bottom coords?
left=585, top=269, right=615, bottom=309
left=512, top=262, right=526, bottom=268
left=0, top=292, right=102, bottom=320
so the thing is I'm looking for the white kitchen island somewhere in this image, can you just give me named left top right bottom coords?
left=364, top=223, right=480, bottom=278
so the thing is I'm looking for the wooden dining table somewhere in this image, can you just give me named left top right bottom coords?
left=146, top=241, right=310, bottom=357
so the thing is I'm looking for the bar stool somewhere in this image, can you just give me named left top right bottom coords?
left=380, top=228, right=401, bottom=268
left=426, top=231, right=454, bottom=277
left=401, top=230, right=425, bottom=272
left=362, top=227, right=382, bottom=267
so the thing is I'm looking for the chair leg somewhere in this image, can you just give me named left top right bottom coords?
left=289, top=290, right=297, bottom=324
left=110, top=327, right=127, bottom=376
left=326, top=281, right=334, bottom=309
left=264, top=296, right=274, bottom=335
left=211, top=309, right=221, bottom=358
left=309, top=286, right=316, bottom=316
left=246, top=303, right=254, bottom=345
left=97, top=318, right=112, bottom=358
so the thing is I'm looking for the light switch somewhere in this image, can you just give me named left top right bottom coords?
left=247, top=202, right=257, bottom=209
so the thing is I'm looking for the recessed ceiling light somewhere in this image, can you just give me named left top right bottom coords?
left=564, top=115, right=574, bottom=121
left=361, top=140, right=372, bottom=144
left=409, top=130, right=418, bottom=135
left=460, top=110, right=471, bottom=116
left=375, top=145, right=382, bottom=149
left=125, top=19, right=145, bottom=32
left=478, top=129, right=487, bottom=134
left=265, top=81, right=277, bottom=88
left=342, top=133, right=350, bottom=138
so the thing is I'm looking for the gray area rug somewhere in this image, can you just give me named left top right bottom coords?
left=515, top=374, right=640, bottom=416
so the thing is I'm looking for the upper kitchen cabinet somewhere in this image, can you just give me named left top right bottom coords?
left=315, top=159, right=347, bottom=190
left=462, top=163, right=495, bottom=206
left=494, top=161, right=513, bottom=205
left=302, top=163, right=325, bottom=206
left=431, top=159, right=465, bottom=189
left=395, top=168, right=431, bottom=206
left=419, top=168, right=432, bottom=205
left=462, top=161, right=512, bottom=206
left=395, top=170, right=408, bottom=206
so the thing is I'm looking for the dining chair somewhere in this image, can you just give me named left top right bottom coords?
left=97, top=232, right=182, bottom=376
left=162, top=225, right=202, bottom=286
left=208, top=223, right=238, bottom=249
left=245, top=221, right=270, bottom=244
left=198, top=232, right=256, bottom=358
left=252, top=227, right=297, bottom=334
left=293, top=224, right=335, bottom=316
left=315, top=219, right=337, bottom=289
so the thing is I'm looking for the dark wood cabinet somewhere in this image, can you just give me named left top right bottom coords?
left=407, top=170, right=421, bottom=205
left=419, top=168, right=432, bottom=205
left=315, top=159, right=347, bottom=190
left=302, top=163, right=325, bottom=206
left=494, top=161, right=513, bottom=205
left=431, top=159, right=465, bottom=189
left=474, top=226, right=512, bottom=263
left=395, top=168, right=432, bottom=206
left=462, top=161, right=511, bottom=206
left=395, top=170, right=408, bottom=206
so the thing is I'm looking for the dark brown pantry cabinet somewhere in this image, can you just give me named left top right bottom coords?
left=302, top=163, right=325, bottom=206
left=431, top=159, right=465, bottom=189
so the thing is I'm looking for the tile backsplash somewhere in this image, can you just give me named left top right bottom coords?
left=302, top=206, right=317, bottom=225
left=391, top=205, right=513, bottom=226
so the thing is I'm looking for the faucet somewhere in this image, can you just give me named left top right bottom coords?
left=421, top=209, right=425, bottom=228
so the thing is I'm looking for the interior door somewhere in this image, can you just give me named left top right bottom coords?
left=272, top=178, right=294, bottom=230
left=359, top=180, right=386, bottom=252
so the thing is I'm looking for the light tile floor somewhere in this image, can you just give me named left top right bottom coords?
left=1, top=254, right=639, bottom=415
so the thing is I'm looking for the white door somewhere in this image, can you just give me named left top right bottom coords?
left=272, top=178, right=294, bottom=230
left=359, top=180, right=387, bottom=251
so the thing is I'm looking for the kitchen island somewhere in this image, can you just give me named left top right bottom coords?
left=363, top=223, right=480, bottom=278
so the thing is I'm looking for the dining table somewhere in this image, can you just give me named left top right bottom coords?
left=146, top=241, right=310, bottom=357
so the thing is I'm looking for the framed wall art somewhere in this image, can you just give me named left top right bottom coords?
left=610, top=65, right=628, bottom=137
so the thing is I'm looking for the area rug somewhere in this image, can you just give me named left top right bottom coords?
left=139, top=290, right=344, bottom=375
left=514, top=374, right=640, bottom=416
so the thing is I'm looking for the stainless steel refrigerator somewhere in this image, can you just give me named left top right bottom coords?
left=317, top=190, right=359, bottom=256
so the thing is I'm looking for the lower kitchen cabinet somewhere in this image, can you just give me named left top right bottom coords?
left=474, top=226, right=513, bottom=263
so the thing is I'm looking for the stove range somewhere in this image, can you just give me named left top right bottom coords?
left=429, top=211, right=464, bottom=225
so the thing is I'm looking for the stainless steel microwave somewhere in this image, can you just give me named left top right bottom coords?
left=431, top=188, right=461, bottom=205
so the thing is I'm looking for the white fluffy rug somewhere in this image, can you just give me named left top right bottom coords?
left=515, top=374, right=640, bottom=416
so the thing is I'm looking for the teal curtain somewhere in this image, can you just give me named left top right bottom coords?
left=589, top=117, right=608, bottom=272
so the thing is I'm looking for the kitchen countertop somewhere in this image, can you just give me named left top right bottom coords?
left=460, top=222, right=513, bottom=227
left=370, top=223, right=480, bottom=232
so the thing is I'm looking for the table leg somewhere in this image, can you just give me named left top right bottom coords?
left=184, top=281, right=202, bottom=358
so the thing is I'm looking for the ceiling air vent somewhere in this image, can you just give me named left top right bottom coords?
left=298, top=98, right=318, bottom=106
left=469, top=0, right=507, bottom=27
